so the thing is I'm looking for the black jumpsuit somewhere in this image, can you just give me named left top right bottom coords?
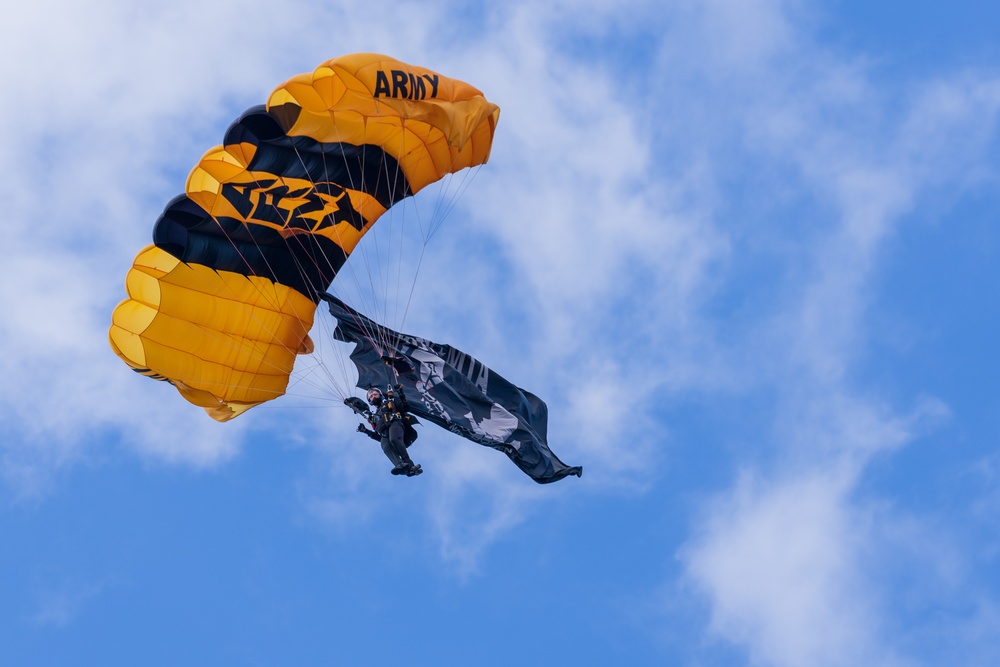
left=360, top=387, right=418, bottom=472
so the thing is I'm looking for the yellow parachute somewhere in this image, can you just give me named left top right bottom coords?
left=109, top=53, right=499, bottom=421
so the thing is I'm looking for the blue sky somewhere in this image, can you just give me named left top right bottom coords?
left=3, top=1, right=1000, bottom=665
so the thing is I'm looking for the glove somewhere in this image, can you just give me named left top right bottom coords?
left=394, top=383, right=404, bottom=394
left=356, top=423, right=366, bottom=433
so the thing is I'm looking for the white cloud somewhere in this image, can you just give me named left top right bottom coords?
left=29, top=577, right=110, bottom=628
left=4, top=5, right=1000, bottom=663
left=681, top=470, right=893, bottom=667
left=640, top=1, right=1000, bottom=665
left=678, top=394, right=948, bottom=666
left=427, top=448, right=540, bottom=576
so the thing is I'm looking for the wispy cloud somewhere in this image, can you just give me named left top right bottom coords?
left=29, top=577, right=110, bottom=628
left=681, top=469, right=895, bottom=667
left=653, top=1, right=1000, bottom=664
left=4, top=4, right=1000, bottom=662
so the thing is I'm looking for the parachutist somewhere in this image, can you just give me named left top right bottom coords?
left=355, top=386, right=421, bottom=477
left=329, top=295, right=583, bottom=484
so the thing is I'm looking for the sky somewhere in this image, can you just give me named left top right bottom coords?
left=2, top=0, right=1000, bottom=665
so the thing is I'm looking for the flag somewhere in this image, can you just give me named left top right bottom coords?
left=321, top=294, right=582, bottom=484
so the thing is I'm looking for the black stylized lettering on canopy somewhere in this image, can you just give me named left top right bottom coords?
left=151, top=106, right=417, bottom=301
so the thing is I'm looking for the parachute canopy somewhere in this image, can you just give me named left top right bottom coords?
left=109, top=54, right=500, bottom=421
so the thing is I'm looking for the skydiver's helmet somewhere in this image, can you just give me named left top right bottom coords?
left=367, top=387, right=383, bottom=406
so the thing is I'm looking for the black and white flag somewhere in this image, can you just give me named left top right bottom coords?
left=321, top=294, right=582, bottom=484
